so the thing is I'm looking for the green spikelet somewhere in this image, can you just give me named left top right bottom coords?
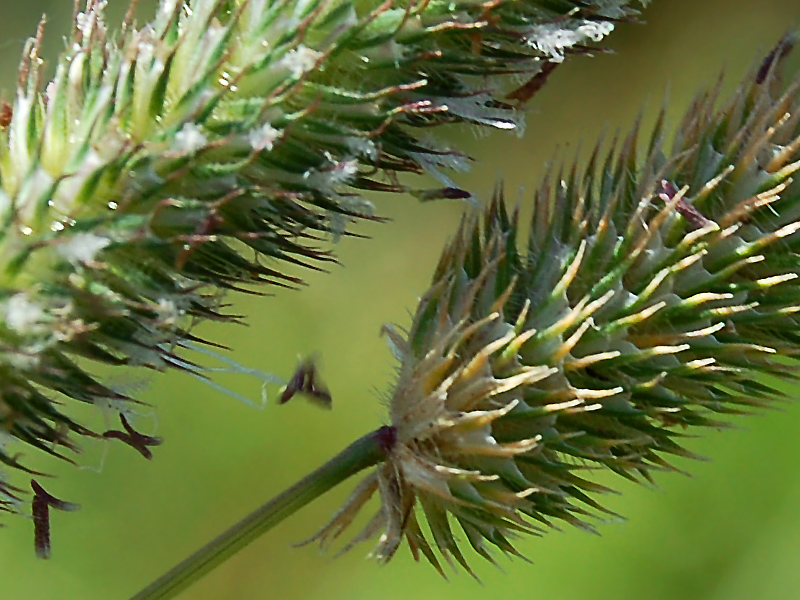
left=0, top=0, right=647, bottom=529
left=307, top=35, right=800, bottom=574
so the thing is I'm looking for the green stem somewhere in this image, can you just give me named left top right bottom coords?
left=129, top=426, right=393, bottom=600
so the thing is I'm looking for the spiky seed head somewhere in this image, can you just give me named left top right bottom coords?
left=0, top=0, right=648, bottom=535
left=307, top=35, right=800, bottom=574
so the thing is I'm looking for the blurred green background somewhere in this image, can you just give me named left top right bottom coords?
left=2, top=1, right=800, bottom=599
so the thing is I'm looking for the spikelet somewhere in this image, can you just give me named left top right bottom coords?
left=307, top=35, right=800, bottom=574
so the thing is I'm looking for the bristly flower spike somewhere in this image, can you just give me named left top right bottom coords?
left=307, top=34, right=800, bottom=574
left=0, top=0, right=647, bottom=533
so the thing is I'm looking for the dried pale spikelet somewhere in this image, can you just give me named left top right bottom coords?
left=308, top=36, right=800, bottom=574
left=0, top=0, right=646, bottom=533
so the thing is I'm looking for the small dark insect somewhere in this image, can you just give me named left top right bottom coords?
left=279, top=358, right=332, bottom=409
left=31, top=480, right=79, bottom=559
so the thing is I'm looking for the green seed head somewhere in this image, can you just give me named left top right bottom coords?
left=308, top=34, right=800, bottom=574
left=0, top=0, right=648, bottom=533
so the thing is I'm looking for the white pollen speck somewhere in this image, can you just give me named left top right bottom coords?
left=530, top=20, right=615, bottom=63
left=346, top=138, right=377, bottom=160
left=5, top=294, right=45, bottom=333
left=76, top=13, right=90, bottom=36
left=331, top=159, right=358, bottom=183
left=158, top=0, right=179, bottom=19
left=280, top=45, right=322, bottom=78
left=172, top=123, right=208, bottom=154
left=248, top=124, right=281, bottom=151
left=157, top=298, right=181, bottom=325
left=58, top=233, right=111, bottom=264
